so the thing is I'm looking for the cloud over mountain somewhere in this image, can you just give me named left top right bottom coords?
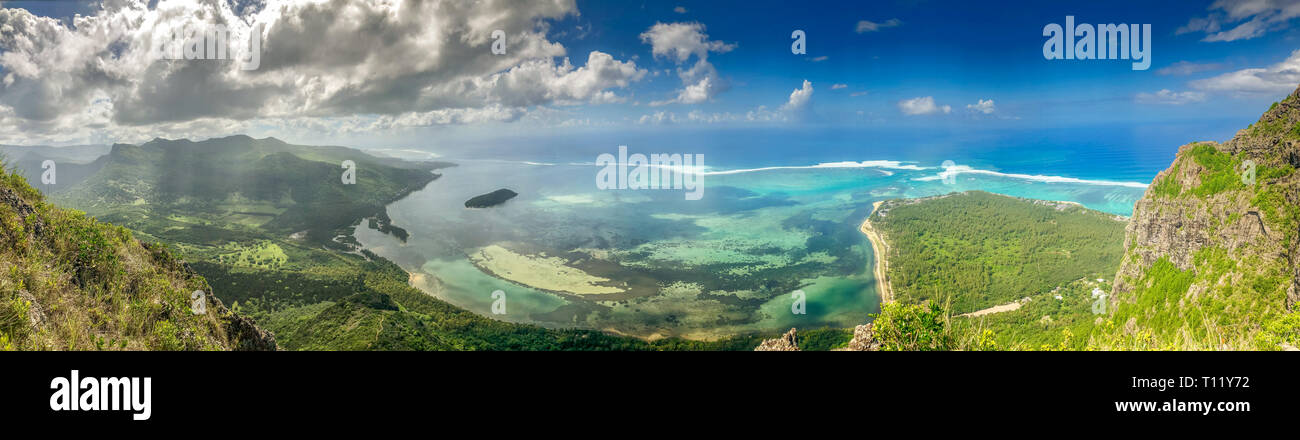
left=0, top=0, right=646, bottom=143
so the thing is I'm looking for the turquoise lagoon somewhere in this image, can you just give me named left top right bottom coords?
left=355, top=159, right=1148, bottom=339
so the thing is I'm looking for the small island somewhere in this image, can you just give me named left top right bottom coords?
left=464, top=188, right=518, bottom=208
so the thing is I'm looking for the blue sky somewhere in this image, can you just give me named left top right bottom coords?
left=0, top=0, right=1297, bottom=151
left=549, top=0, right=1298, bottom=125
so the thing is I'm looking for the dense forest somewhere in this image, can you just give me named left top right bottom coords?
left=871, top=191, right=1127, bottom=314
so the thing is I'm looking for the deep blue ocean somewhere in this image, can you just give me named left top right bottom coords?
left=405, top=118, right=1247, bottom=191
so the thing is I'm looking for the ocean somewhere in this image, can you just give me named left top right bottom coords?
left=353, top=122, right=1233, bottom=339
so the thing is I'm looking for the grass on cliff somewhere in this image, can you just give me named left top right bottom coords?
left=0, top=164, right=244, bottom=350
left=1150, top=141, right=1295, bottom=202
left=1105, top=103, right=1300, bottom=350
left=1095, top=249, right=1297, bottom=350
left=1151, top=143, right=1252, bottom=199
left=1186, top=143, right=1245, bottom=197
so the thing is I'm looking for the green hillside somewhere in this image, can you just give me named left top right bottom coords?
left=0, top=163, right=274, bottom=350
left=1098, top=89, right=1300, bottom=350
left=870, top=191, right=1127, bottom=313
left=861, top=92, right=1300, bottom=351
left=34, top=135, right=774, bottom=350
left=55, top=135, right=449, bottom=244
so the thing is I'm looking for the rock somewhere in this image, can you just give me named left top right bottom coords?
left=1, top=187, right=44, bottom=238
left=222, top=311, right=278, bottom=351
left=464, top=188, right=518, bottom=208
left=16, top=290, right=46, bottom=329
left=755, top=328, right=800, bottom=351
left=845, top=324, right=881, bottom=351
left=1109, top=84, right=1300, bottom=347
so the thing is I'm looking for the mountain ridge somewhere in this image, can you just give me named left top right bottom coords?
left=1104, top=85, right=1300, bottom=349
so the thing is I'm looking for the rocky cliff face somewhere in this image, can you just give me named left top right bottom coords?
left=1107, top=85, right=1300, bottom=349
left=755, top=328, right=801, bottom=351
left=754, top=325, right=881, bottom=351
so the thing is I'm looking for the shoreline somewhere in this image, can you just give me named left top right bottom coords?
left=860, top=201, right=894, bottom=303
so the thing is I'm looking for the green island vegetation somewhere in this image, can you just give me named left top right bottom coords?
left=949, top=277, right=1109, bottom=350
left=864, top=153, right=1298, bottom=350
left=8, top=87, right=1300, bottom=351
left=9, top=135, right=827, bottom=350
left=870, top=191, right=1127, bottom=314
left=0, top=163, right=270, bottom=350
left=858, top=191, right=1125, bottom=350
left=878, top=94, right=1300, bottom=351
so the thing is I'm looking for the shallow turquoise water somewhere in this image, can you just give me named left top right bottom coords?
left=354, top=159, right=1147, bottom=338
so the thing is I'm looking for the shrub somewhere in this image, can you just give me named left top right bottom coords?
left=871, top=302, right=952, bottom=351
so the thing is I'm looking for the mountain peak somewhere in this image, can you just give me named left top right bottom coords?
left=1221, top=87, right=1300, bottom=170
left=1105, top=84, right=1300, bottom=349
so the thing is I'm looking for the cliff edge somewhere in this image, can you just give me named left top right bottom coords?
left=0, top=165, right=275, bottom=350
left=1106, top=85, right=1300, bottom=349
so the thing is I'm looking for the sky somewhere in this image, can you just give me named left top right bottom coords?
left=1, top=0, right=1299, bottom=151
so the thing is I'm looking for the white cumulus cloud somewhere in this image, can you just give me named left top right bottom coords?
left=639, top=80, right=814, bottom=124
left=1190, top=49, right=1300, bottom=95
left=855, top=18, right=902, bottom=33
left=1136, top=89, right=1207, bottom=105
left=1177, top=0, right=1300, bottom=42
left=0, top=0, right=647, bottom=144
left=640, top=22, right=735, bottom=106
left=966, top=99, right=996, bottom=114
left=898, top=96, right=950, bottom=115
left=782, top=80, right=814, bottom=111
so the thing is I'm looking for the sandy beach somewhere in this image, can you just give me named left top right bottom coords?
left=860, top=201, right=893, bottom=303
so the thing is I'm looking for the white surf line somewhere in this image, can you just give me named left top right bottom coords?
left=702, top=160, right=931, bottom=176
left=556, top=160, right=927, bottom=176
left=531, top=158, right=1151, bottom=189
left=915, top=165, right=1150, bottom=188
left=705, top=162, right=1151, bottom=190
